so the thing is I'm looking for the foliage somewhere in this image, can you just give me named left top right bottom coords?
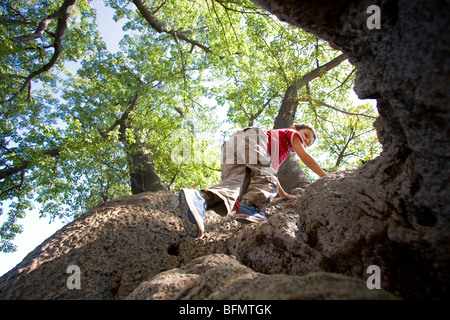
left=0, top=0, right=380, bottom=252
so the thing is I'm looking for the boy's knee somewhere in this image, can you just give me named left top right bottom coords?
left=255, top=173, right=278, bottom=186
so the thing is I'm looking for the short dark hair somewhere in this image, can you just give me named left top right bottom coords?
left=292, top=123, right=317, bottom=146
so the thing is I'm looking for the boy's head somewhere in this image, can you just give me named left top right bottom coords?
left=291, top=123, right=317, bottom=147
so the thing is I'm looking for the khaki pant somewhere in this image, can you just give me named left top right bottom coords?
left=204, top=127, right=278, bottom=216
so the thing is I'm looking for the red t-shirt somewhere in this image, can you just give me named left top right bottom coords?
left=265, top=129, right=306, bottom=171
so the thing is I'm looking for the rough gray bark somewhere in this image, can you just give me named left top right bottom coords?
left=126, top=254, right=397, bottom=300
left=0, top=193, right=398, bottom=300
left=276, top=152, right=310, bottom=193
left=0, top=192, right=240, bottom=299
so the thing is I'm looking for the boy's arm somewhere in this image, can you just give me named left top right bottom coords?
left=292, top=135, right=327, bottom=177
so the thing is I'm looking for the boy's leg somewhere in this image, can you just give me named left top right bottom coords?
left=179, top=128, right=251, bottom=237
left=240, top=164, right=278, bottom=212
left=203, top=163, right=250, bottom=216
left=239, top=127, right=278, bottom=213
left=202, top=129, right=252, bottom=216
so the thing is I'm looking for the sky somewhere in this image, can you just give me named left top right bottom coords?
left=0, top=0, right=127, bottom=277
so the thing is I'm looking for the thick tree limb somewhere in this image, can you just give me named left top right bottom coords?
left=12, top=0, right=77, bottom=43
left=300, top=53, right=347, bottom=84
left=0, top=148, right=60, bottom=181
left=131, top=0, right=211, bottom=53
left=101, top=91, right=167, bottom=193
left=4, top=0, right=78, bottom=105
left=98, top=93, right=139, bottom=140
left=275, top=55, right=348, bottom=192
left=274, top=53, right=347, bottom=128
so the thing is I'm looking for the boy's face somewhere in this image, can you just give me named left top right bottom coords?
left=298, top=129, right=315, bottom=147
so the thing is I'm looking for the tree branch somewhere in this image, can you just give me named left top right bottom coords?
left=247, top=90, right=279, bottom=125
left=274, top=54, right=348, bottom=128
left=300, top=97, right=377, bottom=119
left=0, top=148, right=60, bottom=181
left=3, top=0, right=78, bottom=105
left=213, top=0, right=269, bottom=15
left=131, top=0, right=211, bottom=53
left=300, top=53, right=347, bottom=85
left=330, top=67, right=356, bottom=94
left=98, top=93, right=139, bottom=140
left=0, top=16, right=32, bottom=26
left=12, top=0, right=77, bottom=43
left=335, top=126, right=356, bottom=167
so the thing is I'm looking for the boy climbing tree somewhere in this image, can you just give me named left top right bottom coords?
left=179, top=123, right=326, bottom=238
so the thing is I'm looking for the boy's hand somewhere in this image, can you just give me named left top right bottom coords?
left=277, top=181, right=296, bottom=199
left=280, top=193, right=295, bottom=199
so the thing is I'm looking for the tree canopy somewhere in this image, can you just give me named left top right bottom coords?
left=0, top=0, right=380, bottom=252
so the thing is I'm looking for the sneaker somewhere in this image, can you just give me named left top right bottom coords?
left=235, top=202, right=268, bottom=224
left=179, top=188, right=207, bottom=238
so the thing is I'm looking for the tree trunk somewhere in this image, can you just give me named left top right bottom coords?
left=116, top=93, right=168, bottom=194
left=276, top=152, right=310, bottom=193
left=128, top=144, right=168, bottom=194
left=273, top=82, right=299, bottom=129
left=273, top=53, right=347, bottom=129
